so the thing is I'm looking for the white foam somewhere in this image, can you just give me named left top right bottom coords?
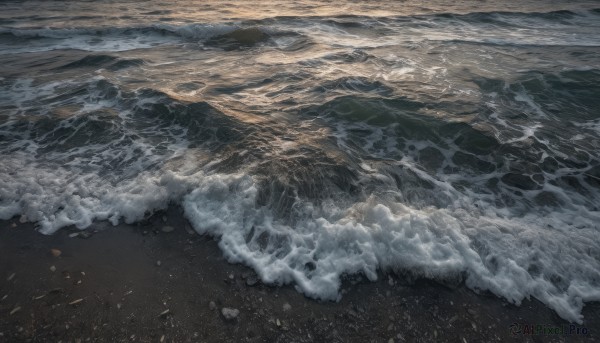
left=3, top=143, right=599, bottom=324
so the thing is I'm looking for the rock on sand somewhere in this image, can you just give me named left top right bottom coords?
left=221, top=307, right=239, bottom=320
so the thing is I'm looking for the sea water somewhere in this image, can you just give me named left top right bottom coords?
left=1, top=0, right=599, bottom=323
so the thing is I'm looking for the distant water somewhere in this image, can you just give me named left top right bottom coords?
left=1, top=0, right=599, bottom=323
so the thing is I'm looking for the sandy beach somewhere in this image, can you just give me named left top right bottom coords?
left=1, top=208, right=598, bottom=342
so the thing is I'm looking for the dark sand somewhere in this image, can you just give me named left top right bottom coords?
left=1, top=207, right=598, bottom=342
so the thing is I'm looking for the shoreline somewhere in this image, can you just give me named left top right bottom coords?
left=1, top=208, right=598, bottom=342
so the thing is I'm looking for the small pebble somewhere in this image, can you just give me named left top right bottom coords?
left=221, top=307, right=239, bottom=320
left=50, top=249, right=62, bottom=257
left=156, top=260, right=161, bottom=267
left=245, top=276, right=258, bottom=286
left=209, top=301, right=216, bottom=310
left=161, top=226, right=174, bottom=233
left=50, top=265, right=56, bottom=272
left=78, top=231, right=92, bottom=239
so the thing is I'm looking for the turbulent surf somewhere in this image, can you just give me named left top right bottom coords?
left=1, top=0, right=599, bottom=324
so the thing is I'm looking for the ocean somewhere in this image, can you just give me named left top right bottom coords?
left=1, top=0, right=599, bottom=324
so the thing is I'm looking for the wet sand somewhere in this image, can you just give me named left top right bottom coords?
left=1, top=207, right=598, bottom=342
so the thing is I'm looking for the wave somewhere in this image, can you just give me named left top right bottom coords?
left=0, top=23, right=316, bottom=53
left=1, top=74, right=600, bottom=324
left=1, top=7, right=598, bottom=54
left=251, top=8, right=600, bottom=22
left=0, top=23, right=233, bottom=41
left=424, top=9, right=584, bottom=21
left=1, top=8, right=598, bottom=41
left=2, top=145, right=599, bottom=325
left=54, top=54, right=145, bottom=70
left=0, top=23, right=315, bottom=46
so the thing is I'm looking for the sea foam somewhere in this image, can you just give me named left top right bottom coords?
left=2, top=149, right=599, bottom=323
